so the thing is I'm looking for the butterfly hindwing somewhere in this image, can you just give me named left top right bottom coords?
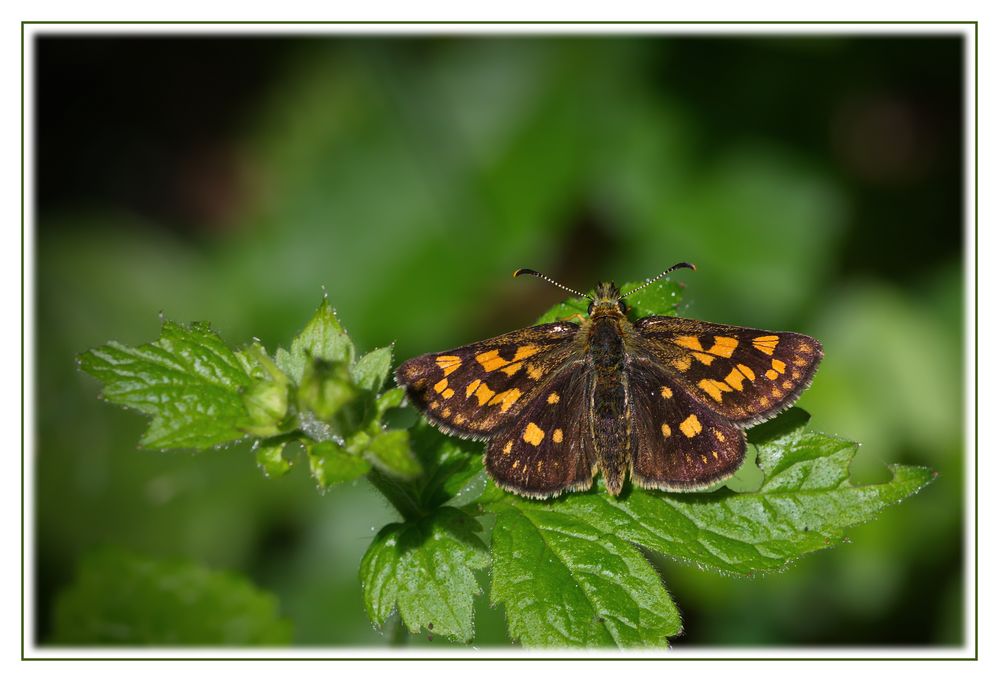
left=394, top=321, right=580, bottom=439
left=484, top=363, right=596, bottom=498
left=634, top=316, right=823, bottom=427
left=627, top=356, right=746, bottom=491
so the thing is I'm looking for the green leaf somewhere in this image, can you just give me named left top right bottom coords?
left=308, top=440, right=371, bottom=488
left=77, top=321, right=252, bottom=449
left=255, top=441, right=292, bottom=478
left=487, top=491, right=681, bottom=647
left=351, top=345, right=393, bottom=391
left=277, top=296, right=355, bottom=382
left=359, top=506, right=489, bottom=642
left=297, top=359, right=359, bottom=422
left=483, top=409, right=934, bottom=645
left=375, top=386, right=406, bottom=416
left=364, top=429, right=422, bottom=480
left=620, top=278, right=685, bottom=320
left=533, top=294, right=589, bottom=325
left=53, top=547, right=292, bottom=645
left=241, top=378, right=290, bottom=438
left=504, top=411, right=934, bottom=580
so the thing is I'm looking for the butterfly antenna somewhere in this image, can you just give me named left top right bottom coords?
left=513, top=268, right=592, bottom=300
left=622, top=261, right=696, bottom=298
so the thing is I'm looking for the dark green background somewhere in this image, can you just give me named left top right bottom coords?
left=35, top=34, right=965, bottom=647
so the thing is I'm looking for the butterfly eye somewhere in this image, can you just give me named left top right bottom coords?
left=587, top=300, right=595, bottom=315
left=618, top=300, right=628, bottom=315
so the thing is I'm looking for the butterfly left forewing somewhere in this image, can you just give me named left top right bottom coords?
left=634, top=316, right=823, bottom=427
left=395, top=321, right=580, bottom=439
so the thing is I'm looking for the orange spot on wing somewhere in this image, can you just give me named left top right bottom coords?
left=435, top=355, right=462, bottom=376
left=552, top=428, right=564, bottom=443
left=661, top=423, right=671, bottom=438
left=765, top=369, right=779, bottom=380
left=680, top=414, right=702, bottom=438
left=527, top=364, right=544, bottom=380
left=753, top=335, right=779, bottom=355
left=708, top=336, right=738, bottom=358
left=674, top=335, right=704, bottom=351
left=737, top=363, right=756, bottom=381
left=477, top=345, right=542, bottom=372
left=513, top=345, right=541, bottom=361
left=771, top=359, right=786, bottom=374
left=500, top=362, right=523, bottom=376
left=693, top=352, right=716, bottom=366
left=724, top=368, right=747, bottom=391
left=474, top=382, right=495, bottom=406
left=475, top=349, right=506, bottom=372
left=660, top=386, right=673, bottom=399
left=489, top=388, right=522, bottom=412
left=698, top=378, right=732, bottom=402
left=547, top=392, right=560, bottom=404
left=434, top=378, right=449, bottom=394
left=672, top=356, right=692, bottom=372
left=523, top=422, right=545, bottom=446
left=466, top=378, right=482, bottom=398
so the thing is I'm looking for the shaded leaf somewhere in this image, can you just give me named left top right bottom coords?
left=308, top=440, right=370, bottom=487
left=364, top=429, right=422, bottom=480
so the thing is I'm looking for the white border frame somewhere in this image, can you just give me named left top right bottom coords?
left=19, top=21, right=978, bottom=662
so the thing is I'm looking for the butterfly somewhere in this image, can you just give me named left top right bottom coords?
left=395, top=263, right=823, bottom=498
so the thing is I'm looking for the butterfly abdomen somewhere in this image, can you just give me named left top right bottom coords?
left=588, top=316, right=630, bottom=495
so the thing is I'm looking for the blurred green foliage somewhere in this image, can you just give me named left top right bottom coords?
left=36, top=35, right=964, bottom=647
left=53, top=547, right=292, bottom=645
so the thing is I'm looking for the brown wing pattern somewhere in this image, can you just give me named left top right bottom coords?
left=627, top=356, right=746, bottom=491
left=634, top=316, right=823, bottom=427
left=484, top=364, right=596, bottom=498
left=394, top=321, right=581, bottom=439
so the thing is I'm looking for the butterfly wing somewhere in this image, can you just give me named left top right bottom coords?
left=627, top=355, right=746, bottom=491
left=633, top=316, right=823, bottom=427
left=484, top=363, right=597, bottom=498
left=395, top=321, right=581, bottom=439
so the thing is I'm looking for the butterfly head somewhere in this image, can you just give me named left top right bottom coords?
left=513, top=262, right=696, bottom=320
left=588, top=282, right=627, bottom=318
